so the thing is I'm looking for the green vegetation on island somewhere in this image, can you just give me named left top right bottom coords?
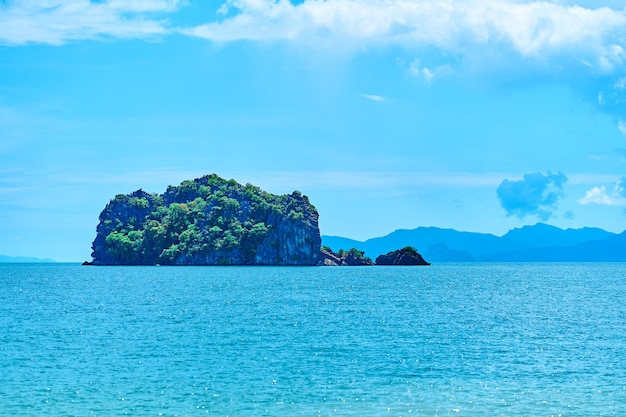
left=89, top=174, right=321, bottom=265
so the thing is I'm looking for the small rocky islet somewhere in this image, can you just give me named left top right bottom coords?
left=319, top=246, right=429, bottom=266
left=86, top=174, right=429, bottom=266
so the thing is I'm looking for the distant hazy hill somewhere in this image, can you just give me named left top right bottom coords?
left=322, top=223, right=623, bottom=262
left=0, top=255, right=56, bottom=263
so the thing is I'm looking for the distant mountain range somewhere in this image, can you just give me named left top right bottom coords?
left=3, top=223, right=625, bottom=263
left=0, top=255, right=56, bottom=263
left=322, top=223, right=626, bottom=262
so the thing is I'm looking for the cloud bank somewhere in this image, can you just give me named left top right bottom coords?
left=2, top=0, right=626, bottom=76
left=185, top=0, right=626, bottom=71
left=497, top=172, right=568, bottom=220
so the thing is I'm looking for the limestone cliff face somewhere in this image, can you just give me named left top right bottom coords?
left=90, top=190, right=159, bottom=265
left=90, top=175, right=321, bottom=266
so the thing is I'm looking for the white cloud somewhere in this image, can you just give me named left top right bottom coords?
left=5, top=0, right=626, bottom=75
left=577, top=177, right=626, bottom=206
left=0, top=0, right=183, bottom=45
left=184, top=0, right=626, bottom=71
left=619, top=120, right=626, bottom=135
left=577, top=186, right=621, bottom=205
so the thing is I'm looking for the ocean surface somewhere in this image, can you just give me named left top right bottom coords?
left=1, top=263, right=625, bottom=416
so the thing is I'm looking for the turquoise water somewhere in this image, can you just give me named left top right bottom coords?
left=1, top=263, right=625, bottom=416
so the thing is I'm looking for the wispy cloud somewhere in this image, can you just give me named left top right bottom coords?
left=0, top=0, right=183, bottom=45
left=54, top=169, right=511, bottom=193
left=615, top=77, right=626, bottom=89
left=408, top=60, right=435, bottom=84
left=407, top=59, right=452, bottom=84
left=362, top=94, right=386, bottom=102
left=184, top=0, right=626, bottom=72
left=229, top=170, right=513, bottom=192
left=577, top=177, right=626, bottom=206
left=50, top=169, right=620, bottom=195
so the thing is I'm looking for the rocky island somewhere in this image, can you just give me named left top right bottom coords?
left=320, top=246, right=374, bottom=266
left=375, top=247, right=431, bottom=265
left=319, top=246, right=430, bottom=266
left=89, top=174, right=321, bottom=265
left=87, top=174, right=430, bottom=266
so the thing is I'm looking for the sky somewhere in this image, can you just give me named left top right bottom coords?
left=1, top=0, right=626, bottom=261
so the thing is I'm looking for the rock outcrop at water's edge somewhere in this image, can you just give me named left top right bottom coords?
left=375, top=247, right=430, bottom=266
left=89, top=174, right=322, bottom=266
left=319, top=246, right=430, bottom=266
left=319, top=247, right=374, bottom=266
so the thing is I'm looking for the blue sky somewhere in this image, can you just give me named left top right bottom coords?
left=2, top=0, right=626, bottom=261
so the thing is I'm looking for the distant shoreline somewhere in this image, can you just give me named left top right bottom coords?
left=0, top=255, right=57, bottom=263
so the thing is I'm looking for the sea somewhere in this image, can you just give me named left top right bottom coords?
left=0, top=263, right=625, bottom=416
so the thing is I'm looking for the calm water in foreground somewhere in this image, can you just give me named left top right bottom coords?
left=0, top=263, right=625, bottom=416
